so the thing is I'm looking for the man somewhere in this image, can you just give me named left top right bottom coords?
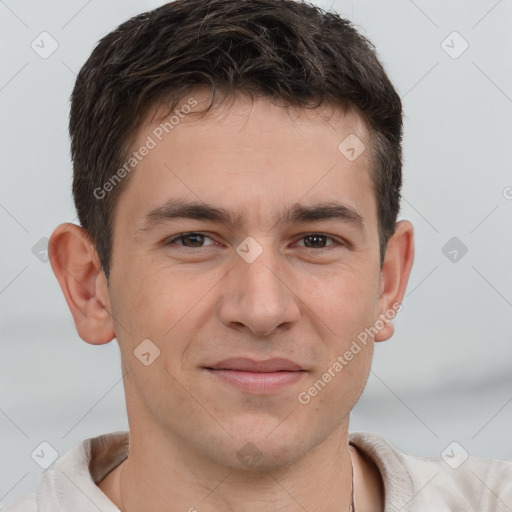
left=3, top=0, right=511, bottom=510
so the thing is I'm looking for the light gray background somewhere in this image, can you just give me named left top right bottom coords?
left=1, top=0, right=511, bottom=506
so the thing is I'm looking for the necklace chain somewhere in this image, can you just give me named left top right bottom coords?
left=119, top=453, right=355, bottom=512
left=119, top=459, right=127, bottom=512
left=350, top=449, right=355, bottom=512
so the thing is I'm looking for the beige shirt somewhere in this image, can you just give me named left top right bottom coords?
left=2, top=430, right=512, bottom=511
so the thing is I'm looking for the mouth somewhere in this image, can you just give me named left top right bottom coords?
left=204, top=358, right=307, bottom=393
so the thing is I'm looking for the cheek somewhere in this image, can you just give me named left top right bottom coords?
left=115, top=256, right=223, bottom=349
left=300, top=267, right=378, bottom=397
left=300, top=264, right=379, bottom=336
left=108, top=255, right=176, bottom=348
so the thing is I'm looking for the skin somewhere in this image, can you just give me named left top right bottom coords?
left=49, top=89, right=414, bottom=512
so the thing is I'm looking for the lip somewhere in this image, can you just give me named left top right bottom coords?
left=207, top=357, right=304, bottom=372
left=204, top=358, right=306, bottom=394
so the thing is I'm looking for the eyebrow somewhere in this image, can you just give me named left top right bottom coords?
left=137, top=199, right=365, bottom=232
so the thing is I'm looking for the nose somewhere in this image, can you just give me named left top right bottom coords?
left=218, top=241, right=301, bottom=337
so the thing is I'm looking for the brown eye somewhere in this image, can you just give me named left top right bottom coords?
left=296, top=234, right=340, bottom=249
left=166, top=233, right=215, bottom=248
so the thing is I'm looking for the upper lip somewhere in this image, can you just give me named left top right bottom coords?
left=206, top=358, right=304, bottom=372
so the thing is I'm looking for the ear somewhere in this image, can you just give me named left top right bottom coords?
left=374, top=220, right=414, bottom=342
left=48, top=223, right=115, bottom=345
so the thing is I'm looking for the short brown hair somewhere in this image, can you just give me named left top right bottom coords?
left=69, top=0, right=403, bottom=277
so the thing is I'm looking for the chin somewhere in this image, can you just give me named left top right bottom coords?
left=216, top=421, right=314, bottom=472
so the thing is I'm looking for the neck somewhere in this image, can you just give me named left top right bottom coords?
left=98, top=425, right=383, bottom=512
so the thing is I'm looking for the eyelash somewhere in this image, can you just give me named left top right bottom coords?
left=165, top=232, right=346, bottom=251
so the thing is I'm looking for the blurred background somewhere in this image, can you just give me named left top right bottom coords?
left=1, top=0, right=511, bottom=505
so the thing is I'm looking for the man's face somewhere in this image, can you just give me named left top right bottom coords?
left=108, top=91, right=384, bottom=469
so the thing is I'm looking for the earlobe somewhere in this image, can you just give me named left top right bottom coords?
left=48, top=223, right=116, bottom=345
left=374, top=220, right=415, bottom=342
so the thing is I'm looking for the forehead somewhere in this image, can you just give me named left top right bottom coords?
left=113, top=91, right=377, bottom=236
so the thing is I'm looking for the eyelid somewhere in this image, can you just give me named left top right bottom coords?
left=293, top=233, right=343, bottom=248
left=165, top=232, right=217, bottom=246
left=165, top=232, right=347, bottom=249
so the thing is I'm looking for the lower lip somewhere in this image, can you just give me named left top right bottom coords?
left=206, top=369, right=306, bottom=393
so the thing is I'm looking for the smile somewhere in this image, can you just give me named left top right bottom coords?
left=204, top=357, right=307, bottom=393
